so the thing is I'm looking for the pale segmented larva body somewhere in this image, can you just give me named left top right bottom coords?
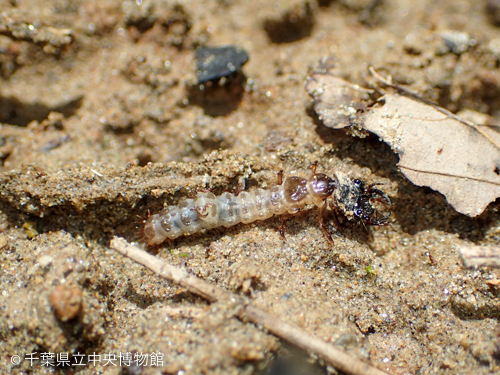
left=144, top=175, right=329, bottom=245
left=144, top=171, right=391, bottom=245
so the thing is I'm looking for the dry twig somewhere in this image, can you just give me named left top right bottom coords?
left=162, top=306, right=204, bottom=319
left=459, top=245, right=500, bottom=268
left=110, top=237, right=391, bottom=375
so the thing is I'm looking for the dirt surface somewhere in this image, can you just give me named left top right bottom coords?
left=1, top=0, right=500, bottom=374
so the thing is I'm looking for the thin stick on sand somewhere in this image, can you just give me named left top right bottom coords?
left=459, top=245, right=500, bottom=268
left=110, top=237, right=391, bottom=375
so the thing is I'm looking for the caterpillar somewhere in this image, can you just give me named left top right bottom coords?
left=144, top=169, right=391, bottom=245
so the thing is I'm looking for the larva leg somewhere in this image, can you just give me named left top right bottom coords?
left=278, top=212, right=305, bottom=242
left=277, top=170, right=284, bottom=185
left=278, top=208, right=308, bottom=241
left=330, top=202, right=342, bottom=229
left=275, top=170, right=287, bottom=240
left=318, top=202, right=334, bottom=244
left=329, top=201, right=346, bottom=226
left=311, top=160, right=318, bottom=174
left=278, top=214, right=289, bottom=242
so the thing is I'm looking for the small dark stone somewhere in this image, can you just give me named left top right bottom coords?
left=487, top=0, right=500, bottom=26
left=195, top=45, right=249, bottom=83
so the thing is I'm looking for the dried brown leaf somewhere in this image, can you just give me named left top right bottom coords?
left=306, top=73, right=500, bottom=217
left=306, top=75, right=371, bottom=129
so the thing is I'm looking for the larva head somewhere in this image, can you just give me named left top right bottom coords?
left=308, top=173, right=336, bottom=201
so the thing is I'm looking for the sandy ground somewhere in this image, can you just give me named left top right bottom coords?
left=1, top=0, right=500, bottom=374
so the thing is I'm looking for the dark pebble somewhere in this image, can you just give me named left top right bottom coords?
left=195, top=45, right=249, bottom=83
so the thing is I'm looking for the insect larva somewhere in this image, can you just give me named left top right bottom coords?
left=144, top=170, right=391, bottom=245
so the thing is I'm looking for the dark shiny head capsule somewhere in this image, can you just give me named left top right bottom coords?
left=195, top=45, right=249, bottom=83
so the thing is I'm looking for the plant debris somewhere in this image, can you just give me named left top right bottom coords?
left=459, top=245, right=500, bottom=268
left=306, top=71, right=500, bottom=217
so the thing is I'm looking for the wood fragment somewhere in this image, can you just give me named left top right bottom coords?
left=110, top=237, right=392, bottom=375
left=458, top=245, right=500, bottom=268
left=162, top=306, right=204, bottom=319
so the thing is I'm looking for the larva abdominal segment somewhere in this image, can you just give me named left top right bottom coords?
left=145, top=176, right=322, bottom=245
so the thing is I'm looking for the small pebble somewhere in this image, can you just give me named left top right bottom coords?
left=333, top=333, right=358, bottom=349
left=0, top=234, right=8, bottom=250
left=49, top=284, right=83, bottom=322
left=38, top=255, right=54, bottom=268
left=440, top=30, right=474, bottom=55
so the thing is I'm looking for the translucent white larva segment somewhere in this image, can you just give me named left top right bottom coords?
left=160, top=202, right=196, bottom=239
left=144, top=178, right=312, bottom=245
left=177, top=199, right=203, bottom=235
left=216, top=192, right=240, bottom=228
left=144, top=207, right=181, bottom=244
left=194, top=191, right=219, bottom=229
left=237, top=191, right=256, bottom=224
left=253, top=188, right=273, bottom=220
left=144, top=213, right=168, bottom=245
left=269, top=186, right=288, bottom=215
left=159, top=206, right=183, bottom=239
